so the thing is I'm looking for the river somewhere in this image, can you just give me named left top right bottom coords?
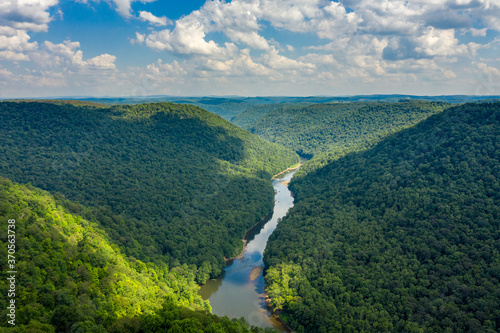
left=198, top=169, right=298, bottom=331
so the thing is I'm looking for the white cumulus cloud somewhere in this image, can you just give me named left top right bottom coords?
left=145, top=19, right=238, bottom=57
left=139, top=11, right=171, bottom=26
left=43, top=40, right=117, bottom=70
left=415, top=28, right=468, bottom=57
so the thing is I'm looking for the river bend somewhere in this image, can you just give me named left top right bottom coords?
left=198, top=169, right=297, bottom=331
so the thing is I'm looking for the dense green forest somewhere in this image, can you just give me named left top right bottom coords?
left=249, top=101, right=448, bottom=160
left=3, top=98, right=499, bottom=332
left=0, top=177, right=278, bottom=332
left=263, top=102, right=500, bottom=332
left=230, top=104, right=297, bottom=130
left=0, top=101, right=298, bottom=281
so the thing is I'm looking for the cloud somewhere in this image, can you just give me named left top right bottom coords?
left=0, top=26, right=38, bottom=61
left=354, top=0, right=420, bottom=35
left=0, top=0, right=57, bottom=63
left=225, top=29, right=269, bottom=50
left=475, top=61, right=500, bottom=79
left=0, top=50, right=30, bottom=61
left=2, top=0, right=500, bottom=97
left=201, top=48, right=272, bottom=76
left=86, top=54, right=117, bottom=69
left=43, top=40, right=117, bottom=70
left=0, top=65, right=13, bottom=77
left=423, top=8, right=473, bottom=29
left=473, top=61, right=500, bottom=94
left=382, top=27, right=472, bottom=61
left=299, top=53, right=340, bottom=66
left=77, top=0, right=159, bottom=18
left=415, top=28, right=468, bottom=57
left=0, top=28, right=38, bottom=52
left=145, top=18, right=238, bottom=57
left=130, top=32, right=145, bottom=45
left=108, top=0, right=155, bottom=18
left=382, top=38, right=424, bottom=60
left=138, top=11, right=171, bottom=26
left=470, top=27, right=488, bottom=37
left=139, top=0, right=362, bottom=57
left=132, top=0, right=498, bottom=94
left=0, top=0, right=58, bottom=32
left=147, top=59, right=185, bottom=76
left=263, top=47, right=316, bottom=70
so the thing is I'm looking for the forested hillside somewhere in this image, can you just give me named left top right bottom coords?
left=264, top=102, right=500, bottom=332
left=0, top=177, right=276, bottom=332
left=248, top=101, right=448, bottom=160
left=231, top=104, right=296, bottom=130
left=0, top=101, right=298, bottom=281
left=163, top=97, right=252, bottom=121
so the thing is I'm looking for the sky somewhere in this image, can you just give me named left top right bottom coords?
left=0, top=0, right=500, bottom=98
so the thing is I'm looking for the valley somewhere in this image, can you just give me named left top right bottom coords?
left=199, top=169, right=298, bottom=331
left=3, top=0, right=500, bottom=331
left=0, top=98, right=498, bottom=332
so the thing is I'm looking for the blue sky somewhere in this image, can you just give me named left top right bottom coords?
left=1, top=0, right=499, bottom=97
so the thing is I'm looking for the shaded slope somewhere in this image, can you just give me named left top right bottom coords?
left=0, top=101, right=299, bottom=280
left=0, top=177, right=280, bottom=332
left=264, top=102, right=500, bottom=332
left=249, top=101, right=448, bottom=161
left=0, top=177, right=204, bottom=331
left=231, top=104, right=297, bottom=130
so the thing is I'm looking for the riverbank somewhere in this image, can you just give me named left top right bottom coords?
left=224, top=164, right=300, bottom=265
left=272, top=163, right=301, bottom=179
left=224, top=211, right=273, bottom=264
left=264, top=291, right=294, bottom=332
left=199, top=168, right=299, bottom=331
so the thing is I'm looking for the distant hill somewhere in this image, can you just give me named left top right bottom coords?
left=51, top=94, right=499, bottom=122
left=0, top=101, right=298, bottom=281
left=264, top=102, right=500, bottom=332
left=71, top=96, right=256, bottom=121
left=231, top=104, right=298, bottom=129
left=248, top=101, right=448, bottom=160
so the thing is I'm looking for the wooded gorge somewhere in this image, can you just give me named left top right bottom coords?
left=247, top=101, right=448, bottom=159
left=264, top=102, right=500, bottom=332
left=0, top=177, right=275, bottom=332
left=0, top=100, right=297, bottom=331
left=0, top=101, right=298, bottom=283
left=0, top=98, right=498, bottom=332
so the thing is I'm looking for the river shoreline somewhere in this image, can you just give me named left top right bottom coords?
left=272, top=163, right=301, bottom=179
left=224, top=165, right=299, bottom=265
left=263, top=172, right=297, bottom=333
left=199, top=167, right=299, bottom=331
left=264, top=291, right=294, bottom=332
left=224, top=211, right=273, bottom=264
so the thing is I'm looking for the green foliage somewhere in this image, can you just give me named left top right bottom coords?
left=231, top=104, right=298, bottom=130
left=0, top=178, right=279, bottom=332
left=139, top=301, right=276, bottom=333
left=248, top=100, right=448, bottom=162
left=264, top=102, right=500, bottom=332
left=0, top=177, right=208, bottom=331
left=0, top=101, right=298, bottom=281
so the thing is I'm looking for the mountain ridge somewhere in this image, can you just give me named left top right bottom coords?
left=264, top=102, right=500, bottom=332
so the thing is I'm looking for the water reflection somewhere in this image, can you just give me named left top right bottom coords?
left=198, top=169, right=297, bottom=331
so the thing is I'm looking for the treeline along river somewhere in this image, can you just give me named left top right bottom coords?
left=198, top=169, right=298, bottom=331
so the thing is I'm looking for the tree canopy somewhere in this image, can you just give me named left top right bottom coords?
left=0, top=177, right=279, bottom=332
left=264, top=102, right=500, bottom=332
left=248, top=101, right=448, bottom=160
left=0, top=101, right=298, bottom=281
